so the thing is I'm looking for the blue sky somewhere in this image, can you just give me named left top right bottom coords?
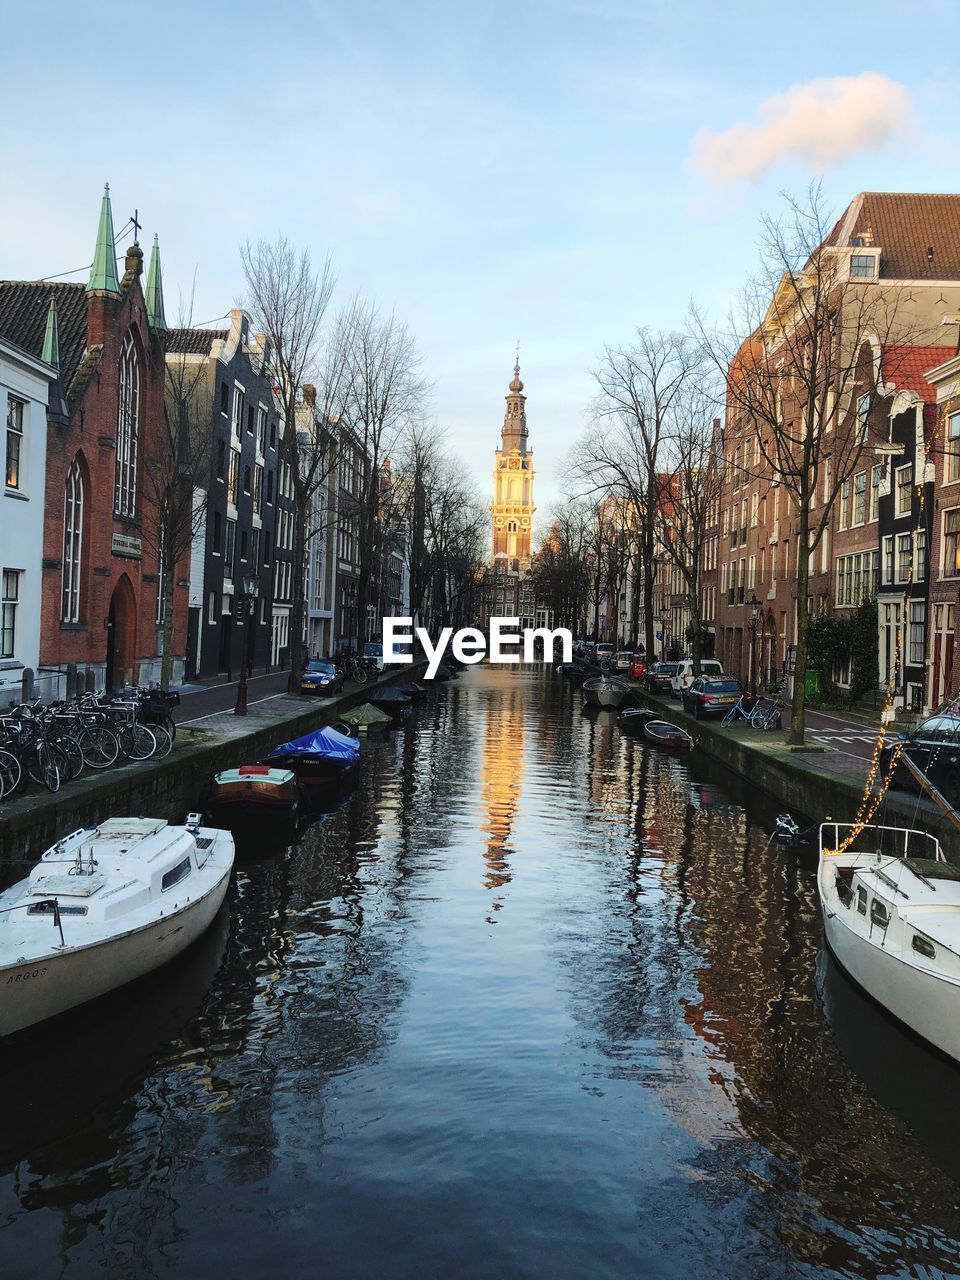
left=2, top=0, right=958, bottom=519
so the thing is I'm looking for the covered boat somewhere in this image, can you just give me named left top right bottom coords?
left=267, top=725, right=360, bottom=793
left=340, top=703, right=393, bottom=734
left=206, top=765, right=299, bottom=827
left=818, top=820, right=960, bottom=1063
left=367, top=686, right=413, bottom=720
left=643, top=720, right=692, bottom=749
left=582, top=676, right=631, bottom=710
left=0, top=816, right=234, bottom=1038
left=393, top=681, right=430, bottom=700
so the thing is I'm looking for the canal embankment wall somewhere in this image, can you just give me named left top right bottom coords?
left=0, top=665, right=429, bottom=870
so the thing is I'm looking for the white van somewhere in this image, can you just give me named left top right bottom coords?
left=670, top=659, right=723, bottom=697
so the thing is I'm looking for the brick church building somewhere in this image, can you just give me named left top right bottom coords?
left=0, top=185, right=186, bottom=690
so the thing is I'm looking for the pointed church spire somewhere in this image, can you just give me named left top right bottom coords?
left=146, top=234, right=167, bottom=331
left=502, top=352, right=528, bottom=453
left=87, top=183, right=121, bottom=297
left=41, top=296, right=60, bottom=367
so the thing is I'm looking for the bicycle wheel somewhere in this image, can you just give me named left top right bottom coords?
left=31, top=742, right=60, bottom=793
left=151, top=723, right=173, bottom=758
left=155, top=712, right=176, bottom=743
left=78, top=724, right=120, bottom=769
left=118, top=723, right=156, bottom=760
left=354, top=666, right=368, bottom=685
left=0, top=748, right=22, bottom=798
left=55, top=735, right=84, bottom=781
left=46, top=740, right=73, bottom=784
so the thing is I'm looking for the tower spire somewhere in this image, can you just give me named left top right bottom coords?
left=41, top=295, right=60, bottom=367
left=87, top=183, right=121, bottom=297
left=502, top=351, right=527, bottom=452
left=146, top=234, right=167, bottom=331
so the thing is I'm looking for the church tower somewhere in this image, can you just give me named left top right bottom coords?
left=490, top=358, right=535, bottom=563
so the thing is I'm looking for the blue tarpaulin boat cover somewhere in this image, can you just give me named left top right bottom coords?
left=268, top=726, right=360, bottom=763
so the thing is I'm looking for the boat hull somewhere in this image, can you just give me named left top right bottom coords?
left=0, top=869, right=231, bottom=1038
left=819, top=858, right=960, bottom=1063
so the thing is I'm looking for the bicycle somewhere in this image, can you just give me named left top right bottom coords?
left=344, top=656, right=368, bottom=685
left=721, top=695, right=756, bottom=727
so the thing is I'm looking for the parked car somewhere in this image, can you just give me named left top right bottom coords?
left=629, top=653, right=647, bottom=680
left=300, top=659, right=344, bottom=696
left=603, top=650, right=634, bottom=672
left=594, top=643, right=614, bottom=665
left=681, top=677, right=745, bottom=720
left=670, top=659, right=724, bottom=698
left=641, top=662, right=679, bottom=694
left=880, top=715, right=960, bottom=807
left=363, top=641, right=384, bottom=672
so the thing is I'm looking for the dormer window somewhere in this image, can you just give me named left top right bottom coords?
left=850, top=253, right=878, bottom=280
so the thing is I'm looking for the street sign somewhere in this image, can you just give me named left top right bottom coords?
left=656, top=631, right=663, bottom=640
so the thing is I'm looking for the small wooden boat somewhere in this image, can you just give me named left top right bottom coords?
left=616, top=706, right=658, bottom=734
left=818, top=820, right=960, bottom=1063
left=642, top=720, right=692, bottom=749
left=557, top=661, right=589, bottom=683
left=266, top=726, right=360, bottom=799
left=582, top=676, right=631, bottom=710
left=0, top=817, right=234, bottom=1038
left=206, top=765, right=299, bottom=827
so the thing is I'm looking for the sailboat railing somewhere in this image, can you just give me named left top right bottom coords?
left=820, top=822, right=942, bottom=863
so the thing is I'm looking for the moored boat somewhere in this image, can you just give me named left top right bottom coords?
left=616, top=706, right=658, bottom=733
left=582, top=676, right=631, bottom=710
left=642, top=720, right=692, bottom=749
left=367, top=686, right=413, bottom=720
left=205, top=765, right=299, bottom=828
left=0, top=816, right=234, bottom=1038
left=266, top=725, right=360, bottom=798
left=339, top=703, right=393, bottom=734
left=818, top=820, right=960, bottom=1063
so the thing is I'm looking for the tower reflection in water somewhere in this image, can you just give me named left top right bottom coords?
left=478, top=679, right=524, bottom=918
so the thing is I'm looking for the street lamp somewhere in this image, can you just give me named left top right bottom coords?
left=658, top=611, right=669, bottom=659
left=748, top=594, right=761, bottom=697
left=234, top=572, right=260, bottom=716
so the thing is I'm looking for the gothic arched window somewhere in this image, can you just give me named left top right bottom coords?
left=115, top=331, right=140, bottom=516
left=62, top=454, right=84, bottom=622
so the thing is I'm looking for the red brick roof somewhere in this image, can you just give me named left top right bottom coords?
left=881, top=345, right=955, bottom=402
left=826, top=193, right=960, bottom=280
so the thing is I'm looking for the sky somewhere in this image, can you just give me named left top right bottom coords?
left=2, top=0, right=959, bottom=523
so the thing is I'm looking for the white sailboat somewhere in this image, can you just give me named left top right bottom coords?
left=0, top=816, right=234, bottom=1037
left=818, top=819, right=960, bottom=1062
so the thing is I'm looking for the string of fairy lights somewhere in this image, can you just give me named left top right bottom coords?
left=824, top=396, right=949, bottom=855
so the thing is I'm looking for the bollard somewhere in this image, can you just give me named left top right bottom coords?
left=84, top=668, right=96, bottom=694
left=21, top=668, right=35, bottom=702
left=65, top=663, right=77, bottom=700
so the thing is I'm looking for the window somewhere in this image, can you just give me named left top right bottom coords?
left=269, top=419, right=276, bottom=449
left=257, top=407, right=268, bottom=455
left=253, top=464, right=263, bottom=513
left=897, top=533, right=912, bottom=583
left=947, top=411, right=960, bottom=484
left=264, top=530, right=271, bottom=564
left=62, top=456, right=84, bottom=622
left=251, top=528, right=260, bottom=570
left=208, top=590, right=216, bottom=623
left=869, top=464, right=882, bottom=522
left=115, top=332, right=139, bottom=517
left=219, top=382, right=229, bottom=414
left=161, top=857, right=192, bottom=891
left=916, top=528, right=926, bottom=582
left=1, top=569, right=19, bottom=657
left=856, top=886, right=867, bottom=915
left=870, top=898, right=889, bottom=928
left=216, top=439, right=225, bottom=481
left=912, top=935, right=936, bottom=959
left=836, top=551, right=880, bottom=605
left=883, top=536, right=894, bottom=584
left=5, top=396, right=24, bottom=489
left=246, top=404, right=254, bottom=435
left=213, top=510, right=222, bottom=553
left=896, top=465, right=913, bottom=516
left=243, top=465, right=251, bottom=495
left=857, top=394, right=870, bottom=445
left=851, top=253, right=877, bottom=279
left=266, top=470, right=274, bottom=504
left=853, top=471, right=866, bottom=525
left=227, top=450, right=239, bottom=505
left=945, top=509, right=960, bottom=578
left=838, top=479, right=850, bottom=530
left=231, top=387, right=245, bottom=441
left=240, top=529, right=248, bottom=562
left=909, top=602, right=925, bottom=666
left=224, top=518, right=236, bottom=576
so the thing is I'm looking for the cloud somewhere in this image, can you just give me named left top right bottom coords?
left=687, top=73, right=914, bottom=185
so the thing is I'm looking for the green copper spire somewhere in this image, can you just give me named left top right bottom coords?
left=41, top=296, right=60, bottom=367
left=145, top=234, right=167, bottom=331
left=86, top=182, right=120, bottom=296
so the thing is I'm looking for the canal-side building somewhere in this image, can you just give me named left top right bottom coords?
left=489, top=358, right=536, bottom=627
left=167, top=310, right=282, bottom=680
left=923, top=346, right=960, bottom=708
left=0, top=185, right=187, bottom=692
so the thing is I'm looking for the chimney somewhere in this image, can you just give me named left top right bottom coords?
left=302, top=384, right=316, bottom=408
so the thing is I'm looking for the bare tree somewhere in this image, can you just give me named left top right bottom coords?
left=240, top=238, right=339, bottom=688
left=140, top=323, right=214, bottom=689
left=571, top=330, right=703, bottom=657
left=693, top=184, right=922, bottom=742
left=339, top=300, right=428, bottom=647
left=532, top=501, right=593, bottom=634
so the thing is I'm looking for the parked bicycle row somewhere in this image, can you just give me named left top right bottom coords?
left=0, top=686, right=180, bottom=802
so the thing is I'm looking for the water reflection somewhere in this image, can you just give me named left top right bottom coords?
left=2, top=666, right=960, bottom=1278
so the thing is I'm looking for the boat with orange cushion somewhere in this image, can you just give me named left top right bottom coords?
left=206, top=764, right=300, bottom=827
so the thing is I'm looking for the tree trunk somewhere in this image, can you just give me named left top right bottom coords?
left=159, top=558, right=176, bottom=690
left=790, top=518, right=811, bottom=746
left=288, top=515, right=307, bottom=692
left=689, top=583, right=702, bottom=677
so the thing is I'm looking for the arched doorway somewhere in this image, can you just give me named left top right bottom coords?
left=105, top=574, right=137, bottom=691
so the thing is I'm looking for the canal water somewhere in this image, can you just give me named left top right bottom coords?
left=2, top=664, right=960, bottom=1279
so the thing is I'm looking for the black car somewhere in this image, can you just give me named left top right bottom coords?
left=880, top=714, right=960, bottom=806
left=681, top=677, right=745, bottom=720
left=299, top=659, right=344, bottom=697
left=641, top=662, right=679, bottom=694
